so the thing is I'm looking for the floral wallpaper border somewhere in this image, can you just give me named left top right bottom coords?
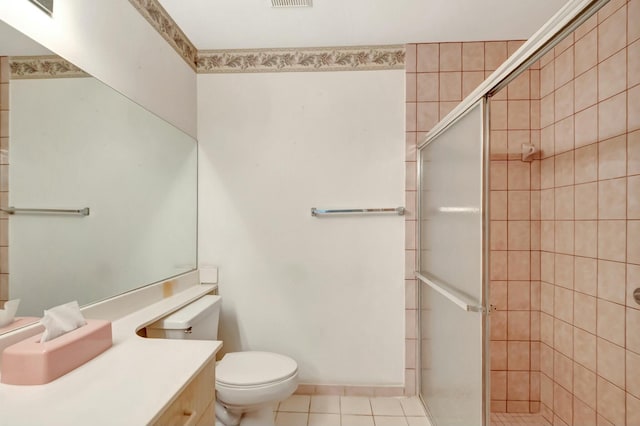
left=127, top=0, right=405, bottom=73
left=10, top=56, right=89, bottom=79
left=196, top=45, right=405, bottom=73
left=128, top=0, right=197, bottom=71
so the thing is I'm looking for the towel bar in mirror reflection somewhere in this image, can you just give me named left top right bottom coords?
left=1, top=207, right=90, bottom=216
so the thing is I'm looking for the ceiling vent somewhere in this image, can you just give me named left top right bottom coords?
left=271, top=0, right=312, bottom=7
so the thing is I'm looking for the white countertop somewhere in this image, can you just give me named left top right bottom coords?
left=0, top=284, right=222, bottom=426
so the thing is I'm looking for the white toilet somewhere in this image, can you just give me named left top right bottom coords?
left=147, top=295, right=298, bottom=426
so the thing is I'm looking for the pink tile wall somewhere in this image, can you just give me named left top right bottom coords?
left=0, top=57, right=8, bottom=307
left=535, top=1, right=640, bottom=424
left=406, top=41, right=527, bottom=399
left=488, top=44, right=542, bottom=414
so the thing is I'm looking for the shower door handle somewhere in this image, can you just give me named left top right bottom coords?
left=415, top=272, right=485, bottom=313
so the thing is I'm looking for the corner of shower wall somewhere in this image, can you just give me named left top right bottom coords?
left=405, top=40, right=540, bottom=402
left=488, top=47, right=543, bottom=414
left=0, top=56, right=9, bottom=308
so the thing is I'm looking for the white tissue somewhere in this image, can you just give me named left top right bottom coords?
left=0, top=299, right=20, bottom=328
left=39, top=301, right=87, bottom=342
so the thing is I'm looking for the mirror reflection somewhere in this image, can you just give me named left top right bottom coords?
left=0, top=20, right=197, bottom=332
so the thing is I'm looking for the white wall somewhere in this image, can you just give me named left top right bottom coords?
left=198, top=70, right=405, bottom=385
left=0, top=0, right=196, bottom=137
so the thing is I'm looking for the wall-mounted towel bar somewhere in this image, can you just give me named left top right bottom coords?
left=311, top=207, right=405, bottom=217
left=0, top=207, right=90, bottom=216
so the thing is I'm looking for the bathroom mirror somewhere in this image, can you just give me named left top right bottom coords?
left=0, top=20, right=197, bottom=330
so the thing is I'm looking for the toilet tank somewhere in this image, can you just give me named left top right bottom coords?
left=146, top=295, right=221, bottom=340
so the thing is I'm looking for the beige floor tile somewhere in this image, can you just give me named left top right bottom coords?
left=308, top=413, right=341, bottom=426
left=374, top=415, right=409, bottom=426
left=400, top=397, right=426, bottom=417
left=371, top=397, right=404, bottom=416
left=407, top=417, right=432, bottom=426
left=341, top=414, right=375, bottom=426
left=310, top=395, right=341, bottom=414
left=278, top=394, right=311, bottom=412
left=276, top=411, right=308, bottom=426
left=340, top=396, right=372, bottom=415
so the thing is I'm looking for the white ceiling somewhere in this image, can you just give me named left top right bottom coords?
left=157, top=0, right=569, bottom=50
left=0, top=20, right=52, bottom=56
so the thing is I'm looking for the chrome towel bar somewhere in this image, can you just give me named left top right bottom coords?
left=0, top=207, right=90, bottom=216
left=311, top=207, right=405, bottom=216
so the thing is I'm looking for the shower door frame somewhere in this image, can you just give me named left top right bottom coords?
left=414, top=0, right=612, bottom=424
left=416, top=97, right=491, bottom=426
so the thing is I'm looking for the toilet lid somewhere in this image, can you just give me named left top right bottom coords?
left=216, top=351, right=298, bottom=387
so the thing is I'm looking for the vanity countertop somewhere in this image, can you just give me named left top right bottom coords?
left=0, top=284, right=221, bottom=426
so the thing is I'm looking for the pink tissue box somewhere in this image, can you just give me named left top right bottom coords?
left=1, top=319, right=112, bottom=385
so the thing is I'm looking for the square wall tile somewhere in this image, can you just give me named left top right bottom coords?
left=598, top=92, right=627, bottom=140
left=416, top=73, right=438, bottom=102
left=598, top=49, right=627, bottom=101
left=554, top=351, right=573, bottom=391
left=628, top=349, right=640, bottom=398
left=416, top=44, right=439, bottom=72
left=598, top=177, right=626, bottom=220
left=598, top=220, right=626, bottom=262
left=574, top=327, right=596, bottom=370
left=574, top=183, right=597, bottom=220
left=439, top=43, right=461, bottom=71
left=629, top=175, right=640, bottom=219
left=508, top=100, right=530, bottom=130
left=597, top=299, right=625, bottom=346
left=596, top=337, right=625, bottom=388
left=599, top=5, right=627, bottom=59
left=628, top=307, right=640, bottom=354
left=629, top=220, right=640, bottom=264
left=599, top=134, right=627, bottom=180
left=491, top=340, right=507, bottom=370
left=573, top=396, right=596, bottom=426
left=574, top=362, right=596, bottom=408
left=462, top=71, right=484, bottom=98
left=554, top=383, right=573, bottom=425
left=597, top=260, right=626, bottom=304
left=485, top=42, right=508, bottom=71
left=462, top=42, right=484, bottom=71
left=574, top=292, right=596, bottom=333
left=574, top=67, right=597, bottom=112
left=508, top=191, right=530, bottom=220
left=574, top=144, right=598, bottom=184
left=507, top=371, right=530, bottom=400
left=507, top=281, right=530, bottom=310
left=439, top=72, right=461, bottom=102
left=507, top=311, right=531, bottom=341
left=554, top=319, right=573, bottom=357
left=596, top=376, right=626, bottom=426
left=575, top=256, right=597, bottom=296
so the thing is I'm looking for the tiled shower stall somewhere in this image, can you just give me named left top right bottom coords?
left=407, top=0, right=640, bottom=424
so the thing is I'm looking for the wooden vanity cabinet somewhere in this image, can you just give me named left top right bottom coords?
left=151, top=357, right=216, bottom=426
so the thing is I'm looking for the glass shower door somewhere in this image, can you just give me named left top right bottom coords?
left=418, top=100, right=488, bottom=426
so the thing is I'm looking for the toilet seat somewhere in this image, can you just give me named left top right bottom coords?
left=215, top=351, right=299, bottom=409
left=216, top=351, right=298, bottom=387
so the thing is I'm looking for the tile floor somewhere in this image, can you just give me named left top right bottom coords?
left=274, top=395, right=431, bottom=426
left=489, top=413, right=551, bottom=426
